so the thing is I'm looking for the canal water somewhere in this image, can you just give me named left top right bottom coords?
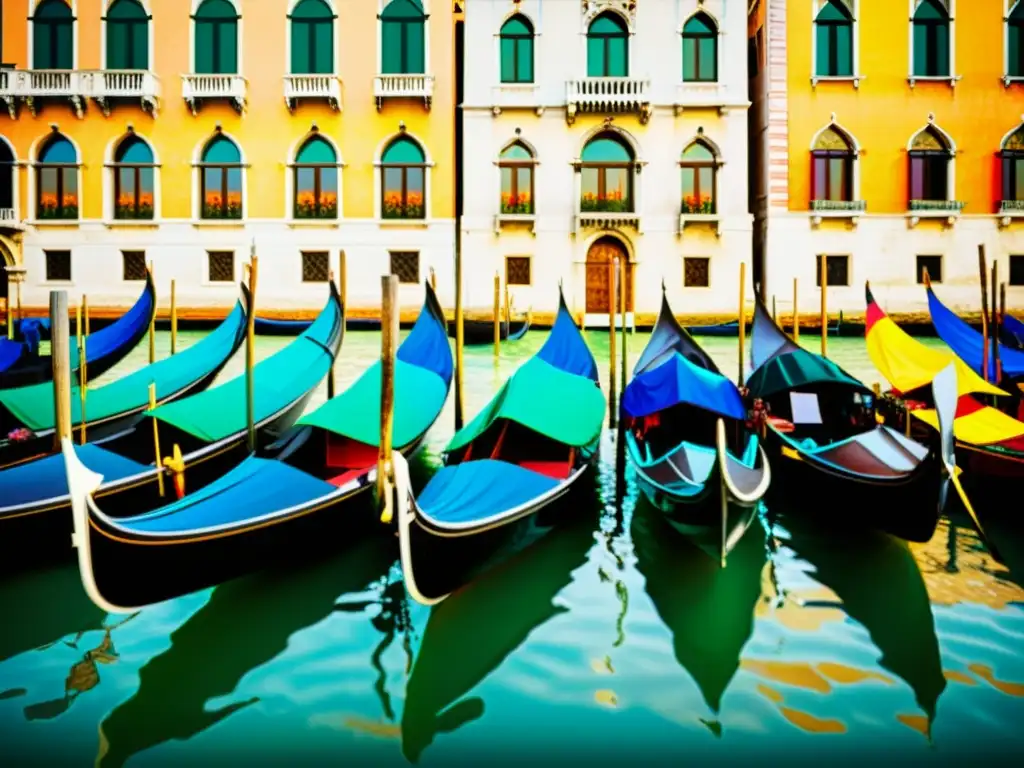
left=1, top=326, right=1022, bottom=766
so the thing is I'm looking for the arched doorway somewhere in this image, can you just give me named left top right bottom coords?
left=585, top=235, right=633, bottom=314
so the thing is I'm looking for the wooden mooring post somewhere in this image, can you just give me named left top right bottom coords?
left=49, top=291, right=72, bottom=450
left=170, top=280, right=177, bottom=355
left=378, top=274, right=399, bottom=519
left=608, top=258, right=618, bottom=429
left=493, top=272, right=501, bottom=358
left=737, top=262, right=746, bottom=386
left=245, top=246, right=258, bottom=452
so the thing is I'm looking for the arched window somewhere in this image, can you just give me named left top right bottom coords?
left=199, top=135, right=243, bottom=219
left=294, top=135, right=338, bottom=219
left=811, top=127, right=855, bottom=202
left=105, top=0, right=149, bottom=70
left=682, top=13, right=717, bottom=82
left=113, top=135, right=155, bottom=219
left=587, top=13, right=628, bottom=77
left=381, top=136, right=426, bottom=219
left=36, top=134, right=78, bottom=220
left=500, top=15, right=534, bottom=84
left=1010, top=1, right=1024, bottom=78
left=499, top=142, right=534, bottom=214
left=815, top=1, right=853, bottom=77
left=912, top=0, right=950, bottom=77
left=381, top=0, right=426, bottom=75
left=580, top=134, right=634, bottom=212
left=194, top=0, right=238, bottom=75
left=290, top=0, right=334, bottom=74
left=1002, top=125, right=1024, bottom=203
left=908, top=126, right=951, bottom=202
left=33, top=0, right=74, bottom=70
left=0, top=142, right=15, bottom=214
left=680, top=141, right=717, bottom=214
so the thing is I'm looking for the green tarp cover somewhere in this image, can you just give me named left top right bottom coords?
left=0, top=302, right=246, bottom=432
left=147, top=301, right=337, bottom=442
left=296, top=359, right=448, bottom=447
left=447, top=357, right=605, bottom=452
left=746, top=347, right=869, bottom=399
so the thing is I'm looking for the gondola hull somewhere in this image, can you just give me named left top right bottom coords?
left=0, top=370, right=320, bottom=570
left=762, top=425, right=942, bottom=543
left=399, top=463, right=592, bottom=603
left=446, top=317, right=529, bottom=345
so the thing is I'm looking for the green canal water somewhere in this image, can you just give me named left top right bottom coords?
left=1, top=329, right=1022, bottom=765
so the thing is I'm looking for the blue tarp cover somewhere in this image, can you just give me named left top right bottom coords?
left=927, top=287, right=1024, bottom=379
left=536, top=297, right=599, bottom=381
left=0, top=339, right=25, bottom=373
left=110, top=456, right=336, bottom=534
left=0, top=444, right=148, bottom=508
left=622, top=351, right=746, bottom=420
left=416, top=459, right=560, bottom=525
left=1002, top=313, right=1024, bottom=346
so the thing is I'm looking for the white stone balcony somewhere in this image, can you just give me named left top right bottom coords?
left=88, top=69, right=160, bottom=116
left=678, top=213, right=721, bottom=237
left=999, top=200, right=1024, bottom=228
left=906, top=199, right=965, bottom=228
left=284, top=74, right=341, bottom=112
left=181, top=73, right=247, bottom=115
left=0, top=208, right=21, bottom=231
left=0, top=69, right=89, bottom=118
left=673, top=82, right=748, bottom=115
left=490, top=83, right=542, bottom=115
left=573, top=211, right=642, bottom=235
left=374, top=74, right=434, bottom=110
left=810, top=199, right=866, bottom=227
left=566, top=78, right=651, bottom=124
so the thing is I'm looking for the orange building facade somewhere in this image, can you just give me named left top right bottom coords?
left=0, top=0, right=454, bottom=319
left=749, top=0, right=1024, bottom=318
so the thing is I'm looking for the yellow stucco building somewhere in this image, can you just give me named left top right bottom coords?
left=0, top=0, right=454, bottom=320
left=749, top=0, right=1024, bottom=319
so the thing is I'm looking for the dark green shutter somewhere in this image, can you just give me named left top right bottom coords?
left=291, top=22, right=309, bottom=72
left=406, top=20, right=425, bottom=73
left=1012, top=24, right=1022, bottom=77
left=912, top=23, right=928, bottom=75
left=217, top=21, right=238, bottom=73
left=934, top=23, right=949, bottom=76
left=131, top=22, right=148, bottom=68
left=698, top=37, right=715, bottom=80
left=107, top=24, right=127, bottom=68
left=313, top=21, right=332, bottom=73
left=587, top=36, right=604, bottom=76
left=834, top=23, right=852, bottom=76
left=682, top=37, right=695, bottom=80
left=381, top=21, right=402, bottom=73
left=815, top=23, right=830, bottom=75
left=195, top=21, right=214, bottom=72
left=500, top=36, right=515, bottom=82
left=608, top=36, right=627, bottom=76
left=517, top=38, right=533, bottom=81
left=34, top=22, right=53, bottom=68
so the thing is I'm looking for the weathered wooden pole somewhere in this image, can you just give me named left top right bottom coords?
left=979, top=244, right=990, bottom=382
left=170, top=279, right=177, bottom=355
left=609, top=258, right=618, bottom=428
left=454, top=221, right=465, bottom=431
left=5, top=288, right=11, bottom=339
left=75, top=300, right=82, bottom=350
left=327, top=267, right=337, bottom=401
left=820, top=256, right=828, bottom=358
left=245, top=246, right=258, bottom=452
left=772, top=295, right=777, bottom=322
left=619, top=258, right=627, bottom=395
left=84, top=294, right=90, bottom=335
left=1000, top=281, right=1007, bottom=378
left=148, top=382, right=165, bottom=497
left=16, top=281, right=22, bottom=330
left=49, top=291, right=72, bottom=450
left=992, top=261, right=1001, bottom=383
left=493, top=271, right=501, bottom=357
left=504, top=281, right=511, bottom=332
left=738, top=261, right=747, bottom=386
left=378, top=274, right=398, bottom=511
left=429, top=265, right=437, bottom=293
left=147, top=262, right=156, bottom=364
left=78, top=309, right=87, bottom=445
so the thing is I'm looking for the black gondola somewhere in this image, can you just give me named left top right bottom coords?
left=446, top=313, right=530, bottom=345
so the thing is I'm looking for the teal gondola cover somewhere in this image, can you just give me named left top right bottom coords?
left=416, top=459, right=560, bottom=525
left=927, top=287, right=1024, bottom=380
left=0, top=444, right=149, bottom=508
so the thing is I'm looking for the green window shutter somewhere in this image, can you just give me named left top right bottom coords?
left=291, top=22, right=310, bottom=73
left=912, top=23, right=928, bottom=75
left=1012, top=24, right=1022, bottom=77
left=381, top=21, right=402, bottom=73
left=132, top=22, right=149, bottom=68
left=608, top=36, right=627, bottom=76
left=934, top=23, right=949, bottom=76
left=218, top=21, right=238, bottom=73
left=834, top=23, right=852, bottom=76
left=107, top=24, right=127, bottom=69
left=587, top=36, right=604, bottom=76
left=682, top=36, right=695, bottom=80
left=195, top=22, right=214, bottom=73
left=406, top=21, right=425, bottom=73
left=815, top=23, right=831, bottom=75
left=517, top=38, right=533, bottom=82
left=34, top=22, right=53, bottom=69
left=313, top=20, right=333, bottom=73
left=698, top=37, right=716, bottom=80
left=500, top=36, right=515, bottom=82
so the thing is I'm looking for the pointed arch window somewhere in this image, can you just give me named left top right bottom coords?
left=381, top=136, right=426, bottom=219
left=680, top=141, right=717, bottom=214
left=294, top=136, right=338, bottom=219
left=1002, top=125, right=1024, bottom=203
left=36, top=134, right=78, bottom=220
left=815, top=1, right=853, bottom=77
left=33, top=0, right=74, bottom=70
left=908, top=126, right=951, bottom=202
left=682, top=13, right=717, bottom=82
left=580, top=134, right=634, bottom=212
left=105, top=0, right=150, bottom=70
left=499, top=142, right=535, bottom=214
left=113, top=135, right=155, bottom=219
left=194, top=0, right=239, bottom=74
left=0, top=142, right=15, bottom=215
left=381, top=0, right=426, bottom=75
left=587, top=13, right=628, bottom=77
left=1010, top=1, right=1024, bottom=78
left=912, top=0, right=950, bottom=77
left=500, top=15, right=534, bottom=83
left=199, top=135, right=243, bottom=219
left=290, top=0, right=335, bottom=74
left=811, top=127, right=855, bottom=202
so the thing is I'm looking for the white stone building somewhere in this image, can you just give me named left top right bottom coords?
left=461, top=0, right=752, bottom=324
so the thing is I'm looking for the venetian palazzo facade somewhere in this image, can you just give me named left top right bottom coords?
left=0, top=0, right=455, bottom=320
left=749, top=0, right=1024, bottom=318
left=461, top=0, right=752, bottom=323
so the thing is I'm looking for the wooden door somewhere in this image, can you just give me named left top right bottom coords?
left=585, top=237, right=633, bottom=313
